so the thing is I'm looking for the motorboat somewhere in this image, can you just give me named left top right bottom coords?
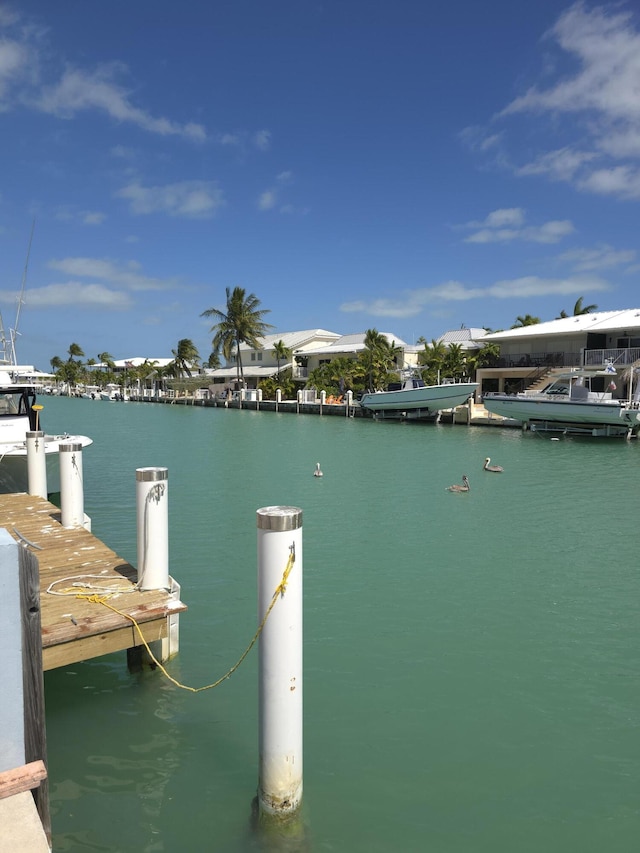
left=482, top=365, right=640, bottom=436
left=0, top=366, right=93, bottom=494
left=359, top=375, right=478, bottom=420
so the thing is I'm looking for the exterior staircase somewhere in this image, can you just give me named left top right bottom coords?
left=524, top=367, right=564, bottom=393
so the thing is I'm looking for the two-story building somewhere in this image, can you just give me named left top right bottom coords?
left=477, top=308, right=640, bottom=398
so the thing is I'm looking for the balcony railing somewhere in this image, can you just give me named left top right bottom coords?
left=583, top=347, right=640, bottom=368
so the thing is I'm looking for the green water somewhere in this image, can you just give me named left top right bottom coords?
left=39, top=397, right=640, bottom=852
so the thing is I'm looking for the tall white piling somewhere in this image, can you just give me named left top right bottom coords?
left=275, top=388, right=281, bottom=412
left=26, top=431, right=47, bottom=498
left=59, top=442, right=84, bottom=528
left=136, top=467, right=169, bottom=590
left=257, top=506, right=303, bottom=819
left=345, top=389, right=353, bottom=416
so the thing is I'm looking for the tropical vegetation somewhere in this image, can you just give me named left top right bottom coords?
left=201, top=287, right=273, bottom=387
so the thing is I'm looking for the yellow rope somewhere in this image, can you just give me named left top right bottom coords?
left=76, top=551, right=296, bottom=693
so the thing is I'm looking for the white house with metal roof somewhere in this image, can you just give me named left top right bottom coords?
left=476, top=308, right=640, bottom=398
left=295, top=332, right=418, bottom=374
left=204, top=329, right=341, bottom=388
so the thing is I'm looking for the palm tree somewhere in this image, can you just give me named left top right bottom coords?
left=511, top=315, right=541, bottom=328
left=272, top=340, right=292, bottom=378
left=98, top=351, right=115, bottom=369
left=171, top=338, right=200, bottom=378
left=67, top=342, right=84, bottom=362
left=557, top=298, right=598, bottom=319
left=201, top=287, right=273, bottom=387
left=572, top=297, right=598, bottom=316
left=206, top=351, right=221, bottom=370
left=50, top=355, right=63, bottom=372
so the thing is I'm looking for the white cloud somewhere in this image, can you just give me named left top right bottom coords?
left=17, top=282, right=132, bottom=309
left=559, top=244, right=636, bottom=272
left=516, top=148, right=597, bottom=182
left=258, top=190, right=277, bottom=211
left=494, top=4, right=640, bottom=199
left=462, top=208, right=574, bottom=244
left=82, top=211, right=106, bottom=225
left=340, top=275, right=610, bottom=318
left=35, top=65, right=206, bottom=140
left=577, top=164, right=640, bottom=200
left=115, top=180, right=225, bottom=218
left=253, top=129, right=271, bottom=150
left=48, top=257, right=176, bottom=291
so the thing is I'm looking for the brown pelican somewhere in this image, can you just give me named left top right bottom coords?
left=483, top=457, right=503, bottom=473
left=446, top=475, right=470, bottom=492
left=313, top=462, right=323, bottom=477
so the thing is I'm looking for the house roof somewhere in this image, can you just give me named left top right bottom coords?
left=237, top=329, right=341, bottom=352
left=111, top=357, right=174, bottom=368
left=298, top=332, right=408, bottom=357
left=483, top=309, right=640, bottom=342
left=436, top=328, right=488, bottom=348
left=205, top=365, right=281, bottom=379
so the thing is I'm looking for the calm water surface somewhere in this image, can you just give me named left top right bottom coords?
left=40, top=396, right=640, bottom=852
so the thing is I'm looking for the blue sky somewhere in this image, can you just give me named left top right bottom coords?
left=1, top=0, right=640, bottom=369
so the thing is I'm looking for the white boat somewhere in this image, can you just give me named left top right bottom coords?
left=359, top=376, right=478, bottom=420
left=0, top=367, right=93, bottom=494
left=482, top=365, right=640, bottom=436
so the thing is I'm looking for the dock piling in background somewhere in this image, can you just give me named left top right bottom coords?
left=256, top=506, right=303, bottom=821
left=26, top=431, right=47, bottom=499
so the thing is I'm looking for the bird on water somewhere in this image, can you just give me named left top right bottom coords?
left=446, top=475, right=470, bottom=492
left=483, top=457, right=503, bottom=473
left=313, top=462, right=323, bottom=477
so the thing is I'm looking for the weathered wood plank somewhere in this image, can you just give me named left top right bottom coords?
left=18, top=546, right=50, bottom=844
left=0, top=761, right=47, bottom=800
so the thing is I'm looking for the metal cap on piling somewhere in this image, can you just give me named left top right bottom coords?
left=256, top=506, right=303, bottom=531
left=136, top=467, right=169, bottom=482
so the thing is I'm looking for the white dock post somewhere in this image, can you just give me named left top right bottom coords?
left=59, top=442, right=85, bottom=528
left=345, top=389, right=353, bottom=416
left=135, top=467, right=169, bottom=590
left=26, top=431, right=47, bottom=498
left=319, top=389, right=326, bottom=414
left=296, top=390, right=302, bottom=414
left=257, top=506, right=303, bottom=819
left=275, top=388, right=281, bottom=412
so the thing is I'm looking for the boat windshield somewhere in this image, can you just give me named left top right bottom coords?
left=0, top=392, right=24, bottom=415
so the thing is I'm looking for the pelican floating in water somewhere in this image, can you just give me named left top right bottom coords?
left=446, top=475, right=470, bottom=492
left=483, top=457, right=503, bottom=473
left=313, top=462, right=323, bottom=477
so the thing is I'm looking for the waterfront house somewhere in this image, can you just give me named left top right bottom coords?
left=295, top=332, right=418, bottom=375
left=204, top=329, right=342, bottom=390
left=477, top=308, right=640, bottom=399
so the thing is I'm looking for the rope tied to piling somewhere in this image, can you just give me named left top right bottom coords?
left=71, top=548, right=296, bottom=694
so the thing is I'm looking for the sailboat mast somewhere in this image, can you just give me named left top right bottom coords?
left=9, top=219, right=36, bottom=366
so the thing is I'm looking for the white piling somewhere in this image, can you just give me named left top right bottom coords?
left=345, top=389, right=353, bottom=416
left=26, top=431, right=47, bottom=498
left=136, top=467, right=169, bottom=590
left=320, top=389, right=326, bottom=414
left=275, top=388, right=281, bottom=412
left=257, top=506, right=303, bottom=818
left=59, top=442, right=84, bottom=528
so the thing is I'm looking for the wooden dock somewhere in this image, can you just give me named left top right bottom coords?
left=0, top=493, right=187, bottom=671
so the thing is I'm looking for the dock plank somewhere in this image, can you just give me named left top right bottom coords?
left=0, top=494, right=186, bottom=670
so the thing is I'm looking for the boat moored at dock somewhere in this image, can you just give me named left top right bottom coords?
left=482, top=365, right=640, bottom=436
left=359, top=375, right=478, bottom=420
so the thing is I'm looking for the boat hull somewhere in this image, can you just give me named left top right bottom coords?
left=360, top=382, right=477, bottom=414
left=0, top=434, right=93, bottom=494
left=483, top=395, right=640, bottom=432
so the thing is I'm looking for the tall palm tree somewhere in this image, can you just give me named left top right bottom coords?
left=359, top=329, right=401, bottom=391
left=98, top=351, right=115, bottom=369
left=171, top=338, right=200, bottom=378
left=67, top=342, right=84, bottom=362
left=201, top=287, right=273, bottom=387
left=272, top=339, right=292, bottom=378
